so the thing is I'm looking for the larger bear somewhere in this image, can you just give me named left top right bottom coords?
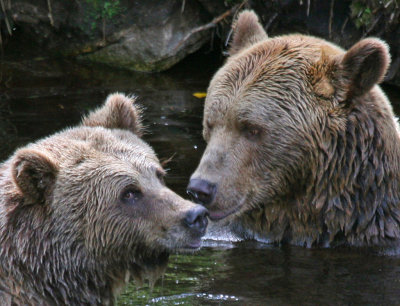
left=188, top=10, right=400, bottom=248
left=0, top=93, right=208, bottom=305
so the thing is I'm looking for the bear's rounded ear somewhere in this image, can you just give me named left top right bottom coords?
left=82, top=93, right=144, bottom=137
left=229, top=10, right=268, bottom=56
left=338, top=38, right=390, bottom=99
left=12, top=149, right=58, bottom=205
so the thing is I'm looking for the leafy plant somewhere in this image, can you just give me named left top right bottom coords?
left=350, top=0, right=399, bottom=29
left=84, top=0, right=124, bottom=40
left=350, top=1, right=373, bottom=29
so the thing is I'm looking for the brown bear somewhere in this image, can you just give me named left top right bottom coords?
left=187, top=10, right=400, bottom=248
left=0, top=93, right=208, bottom=305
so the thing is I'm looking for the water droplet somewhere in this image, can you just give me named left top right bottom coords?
left=194, top=145, right=198, bottom=149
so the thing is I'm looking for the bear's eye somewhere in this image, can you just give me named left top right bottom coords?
left=156, top=169, right=166, bottom=185
left=206, top=119, right=213, bottom=130
left=120, top=188, right=142, bottom=205
left=242, top=125, right=262, bottom=141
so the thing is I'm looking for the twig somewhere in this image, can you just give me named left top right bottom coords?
left=328, top=0, right=335, bottom=39
left=307, top=0, right=310, bottom=16
left=160, top=153, right=176, bottom=168
left=264, top=12, right=278, bottom=32
left=209, top=26, right=215, bottom=52
left=384, top=0, right=393, bottom=9
left=47, top=0, right=54, bottom=27
left=340, top=16, right=348, bottom=35
left=363, top=13, right=382, bottom=37
left=173, top=1, right=246, bottom=52
left=102, top=16, right=106, bottom=42
left=0, top=0, right=12, bottom=35
left=181, top=0, right=185, bottom=14
left=224, top=27, right=233, bottom=47
left=0, top=23, right=3, bottom=84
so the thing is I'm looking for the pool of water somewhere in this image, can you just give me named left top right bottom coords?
left=1, top=55, right=400, bottom=305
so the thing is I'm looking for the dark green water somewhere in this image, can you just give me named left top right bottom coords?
left=1, top=55, right=400, bottom=305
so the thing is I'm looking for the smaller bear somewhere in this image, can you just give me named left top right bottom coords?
left=0, top=93, right=208, bottom=305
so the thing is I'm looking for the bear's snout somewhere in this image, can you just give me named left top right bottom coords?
left=183, top=205, right=209, bottom=236
left=186, top=178, right=217, bottom=206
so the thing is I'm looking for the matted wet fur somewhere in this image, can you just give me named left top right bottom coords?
left=189, top=10, right=400, bottom=248
left=0, top=93, right=208, bottom=305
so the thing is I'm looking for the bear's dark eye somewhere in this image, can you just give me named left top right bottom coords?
left=206, top=119, right=213, bottom=130
left=242, top=125, right=262, bottom=141
left=120, top=188, right=142, bottom=205
left=156, top=169, right=166, bottom=185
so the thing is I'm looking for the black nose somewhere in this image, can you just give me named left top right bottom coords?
left=184, top=205, right=209, bottom=235
left=186, top=179, right=217, bottom=206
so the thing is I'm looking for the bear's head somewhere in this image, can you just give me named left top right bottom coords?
left=187, top=10, right=392, bottom=224
left=9, top=93, right=208, bottom=285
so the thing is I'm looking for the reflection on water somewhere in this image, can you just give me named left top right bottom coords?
left=1, top=55, right=400, bottom=305
left=118, top=243, right=400, bottom=305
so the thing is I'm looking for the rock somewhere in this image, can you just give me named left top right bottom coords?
left=4, top=0, right=211, bottom=72
left=2, top=0, right=400, bottom=82
left=80, top=1, right=209, bottom=72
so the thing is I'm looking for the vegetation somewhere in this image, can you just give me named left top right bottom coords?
left=350, top=0, right=399, bottom=31
left=84, top=0, right=125, bottom=40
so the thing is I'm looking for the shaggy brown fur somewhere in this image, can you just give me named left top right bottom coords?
left=0, top=93, right=208, bottom=305
left=189, top=10, right=400, bottom=248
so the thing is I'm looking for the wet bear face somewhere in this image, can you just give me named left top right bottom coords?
left=9, top=94, right=208, bottom=283
left=188, top=11, right=390, bottom=224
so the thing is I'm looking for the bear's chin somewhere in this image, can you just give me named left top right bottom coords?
left=165, top=236, right=204, bottom=253
left=130, top=251, right=169, bottom=288
left=176, top=238, right=203, bottom=252
left=129, top=237, right=204, bottom=287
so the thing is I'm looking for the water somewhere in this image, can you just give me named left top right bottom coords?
left=1, top=55, right=400, bottom=305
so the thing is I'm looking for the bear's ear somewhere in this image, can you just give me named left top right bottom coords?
left=82, top=93, right=144, bottom=137
left=337, top=38, right=390, bottom=99
left=12, top=149, right=58, bottom=205
left=229, top=10, right=268, bottom=56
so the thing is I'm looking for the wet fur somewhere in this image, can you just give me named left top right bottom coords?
left=0, top=94, right=200, bottom=304
left=192, top=10, right=400, bottom=248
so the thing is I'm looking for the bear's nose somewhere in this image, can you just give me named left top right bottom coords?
left=186, top=179, right=217, bottom=206
left=184, top=205, right=209, bottom=235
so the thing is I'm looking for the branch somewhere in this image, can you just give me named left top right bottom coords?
left=328, top=0, right=335, bottom=39
left=47, top=0, right=54, bottom=27
left=173, top=1, right=247, bottom=52
left=0, top=0, right=12, bottom=35
left=363, top=13, right=382, bottom=37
